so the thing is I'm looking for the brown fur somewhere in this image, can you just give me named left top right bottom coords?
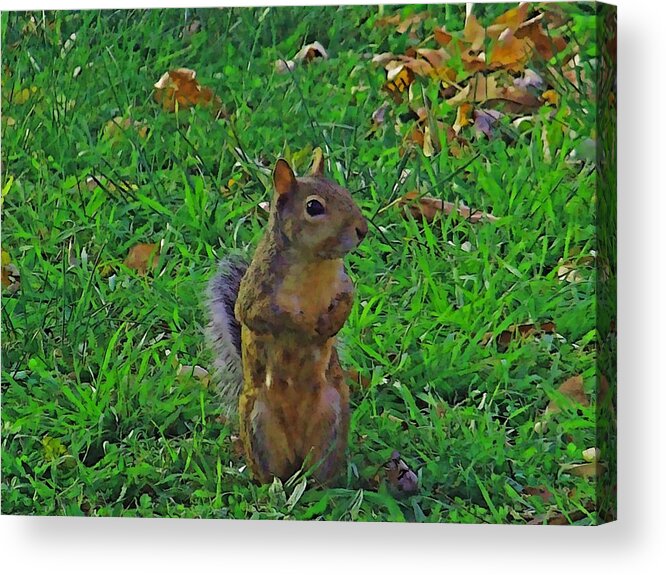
left=234, top=156, right=366, bottom=484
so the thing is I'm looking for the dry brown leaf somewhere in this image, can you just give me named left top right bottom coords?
left=482, top=321, right=556, bottom=348
left=546, top=375, right=589, bottom=415
left=523, top=485, right=554, bottom=503
left=488, top=3, right=531, bottom=36
left=376, top=12, right=428, bottom=34
left=444, top=126, right=469, bottom=158
left=488, top=29, right=531, bottom=71
left=516, top=20, right=567, bottom=61
left=433, top=27, right=453, bottom=47
left=1, top=249, right=20, bottom=293
left=385, top=450, right=419, bottom=497
left=415, top=48, right=450, bottom=70
left=399, top=191, right=498, bottom=224
left=294, top=41, right=328, bottom=63
left=124, top=243, right=160, bottom=275
left=153, top=68, right=222, bottom=114
left=464, top=14, right=486, bottom=52
left=561, top=462, right=602, bottom=478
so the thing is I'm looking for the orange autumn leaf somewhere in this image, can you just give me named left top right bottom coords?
left=384, top=63, right=416, bottom=96
left=124, top=243, right=160, bottom=275
left=453, top=103, right=473, bottom=134
left=433, top=27, right=453, bottom=47
left=488, top=29, right=531, bottom=71
left=153, top=68, right=221, bottom=114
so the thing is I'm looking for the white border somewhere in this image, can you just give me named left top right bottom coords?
left=2, top=1, right=665, bottom=573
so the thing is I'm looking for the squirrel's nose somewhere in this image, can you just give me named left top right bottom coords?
left=356, top=220, right=368, bottom=243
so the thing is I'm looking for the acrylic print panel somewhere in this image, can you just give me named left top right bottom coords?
left=1, top=2, right=616, bottom=524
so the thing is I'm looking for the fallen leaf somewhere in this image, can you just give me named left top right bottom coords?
left=523, top=485, right=554, bottom=503
left=561, top=462, right=602, bottom=478
left=488, top=3, right=531, bottom=36
left=473, top=108, right=503, bottom=137
left=177, top=364, right=211, bottom=386
left=482, top=321, right=556, bottom=348
left=384, top=63, right=415, bottom=95
left=453, top=103, right=473, bottom=134
left=153, top=68, right=222, bottom=114
left=488, top=29, right=531, bottom=71
left=546, top=375, right=589, bottom=415
left=399, top=191, right=498, bottom=223
left=464, top=14, right=486, bottom=52
left=103, top=116, right=148, bottom=141
left=258, top=200, right=271, bottom=213
left=124, top=243, right=160, bottom=275
left=582, top=447, right=600, bottom=463
left=433, top=27, right=453, bottom=47
left=371, top=103, right=388, bottom=128
left=541, top=89, right=559, bottom=106
left=514, top=68, right=544, bottom=90
left=294, top=41, right=328, bottom=63
left=1, top=249, right=20, bottom=293
left=516, top=20, right=567, bottom=61
left=376, top=12, right=428, bottom=34
left=415, top=48, right=450, bottom=70
left=385, top=450, right=418, bottom=497
left=274, top=59, right=296, bottom=74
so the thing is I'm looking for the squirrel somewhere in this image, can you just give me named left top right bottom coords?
left=207, top=150, right=368, bottom=485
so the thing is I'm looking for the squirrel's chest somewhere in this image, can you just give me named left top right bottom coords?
left=275, top=259, right=352, bottom=319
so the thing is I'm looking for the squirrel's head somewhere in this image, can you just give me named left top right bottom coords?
left=270, top=152, right=368, bottom=260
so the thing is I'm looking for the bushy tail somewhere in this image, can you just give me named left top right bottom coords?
left=206, top=255, right=249, bottom=414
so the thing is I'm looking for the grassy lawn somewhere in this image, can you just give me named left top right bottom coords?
left=1, top=4, right=605, bottom=523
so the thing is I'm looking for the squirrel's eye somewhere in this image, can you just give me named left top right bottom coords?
left=306, top=199, right=326, bottom=217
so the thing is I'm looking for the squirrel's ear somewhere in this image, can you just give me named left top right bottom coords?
left=310, top=147, right=325, bottom=177
left=273, top=158, right=297, bottom=198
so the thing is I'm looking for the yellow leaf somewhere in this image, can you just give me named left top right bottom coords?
left=453, top=103, right=473, bottom=134
left=42, top=436, right=68, bottom=461
left=542, top=89, right=559, bottom=106
left=384, top=63, right=414, bottom=94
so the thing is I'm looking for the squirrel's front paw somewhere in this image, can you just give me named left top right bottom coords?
left=315, top=292, right=352, bottom=338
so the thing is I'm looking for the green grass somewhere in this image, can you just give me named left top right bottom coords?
left=2, top=5, right=602, bottom=522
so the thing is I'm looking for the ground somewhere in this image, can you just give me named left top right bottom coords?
left=1, top=4, right=611, bottom=522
